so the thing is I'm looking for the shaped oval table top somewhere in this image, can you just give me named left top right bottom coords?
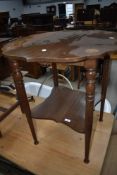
left=2, top=30, right=117, bottom=63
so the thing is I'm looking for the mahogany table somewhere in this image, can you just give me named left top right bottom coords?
left=2, top=30, right=117, bottom=163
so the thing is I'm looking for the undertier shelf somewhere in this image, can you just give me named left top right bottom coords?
left=31, top=86, right=86, bottom=133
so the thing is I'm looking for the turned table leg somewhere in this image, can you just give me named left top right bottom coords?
left=84, top=60, right=97, bottom=163
left=52, top=63, right=58, bottom=87
left=10, top=60, right=39, bottom=144
left=99, top=55, right=110, bottom=121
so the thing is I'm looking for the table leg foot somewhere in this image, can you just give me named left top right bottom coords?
left=84, top=158, right=90, bottom=163
left=34, top=140, right=39, bottom=145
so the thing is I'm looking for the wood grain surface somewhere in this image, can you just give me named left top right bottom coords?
left=0, top=94, right=114, bottom=175
left=2, top=30, right=117, bottom=63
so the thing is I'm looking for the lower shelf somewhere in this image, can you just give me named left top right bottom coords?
left=31, top=86, right=86, bottom=133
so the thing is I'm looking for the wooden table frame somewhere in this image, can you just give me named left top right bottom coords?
left=8, top=54, right=110, bottom=163
left=2, top=30, right=115, bottom=163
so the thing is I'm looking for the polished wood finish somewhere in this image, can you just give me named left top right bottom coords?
left=3, top=31, right=116, bottom=63
left=0, top=94, right=114, bottom=175
left=2, top=30, right=117, bottom=163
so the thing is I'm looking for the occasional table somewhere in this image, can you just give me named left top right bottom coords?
left=2, top=30, right=117, bottom=163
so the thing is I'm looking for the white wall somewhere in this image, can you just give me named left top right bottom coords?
left=86, top=0, right=117, bottom=7
left=0, top=0, right=116, bottom=18
left=23, top=3, right=59, bottom=16
left=23, top=0, right=117, bottom=15
left=101, top=0, right=117, bottom=7
left=23, top=0, right=117, bottom=16
left=23, top=0, right=84, bottom=16
left=0, top=0, right=23, bottom=18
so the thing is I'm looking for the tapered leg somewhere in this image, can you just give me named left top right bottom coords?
left=52, top=63, right=58, bottom=87
left=10, top=60, right=38, bottom=144
left=99, top=55, right=110, bottom=121
left=84, top=60, right=96, bottom=163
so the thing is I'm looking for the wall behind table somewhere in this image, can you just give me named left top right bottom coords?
left=0, top=0, right=23, bottom=18
left=107, top=60, right=117, bottom=112
left=23, top=0, right=84, bottom=16
left=23, top=3, right=59, bottom=16
left=86, top=0, right=117, bottom=8
left=23, top=0, right=117, bottom=16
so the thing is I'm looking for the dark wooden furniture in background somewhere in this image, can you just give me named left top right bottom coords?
left=18, top=60, right=46, bottom=79
left=100, top=2, right=117, bottom=28
left=0, top=38, right=45, bottom=79
left=0, top=12, right=9, bottom=37
left=75, top=3, right=84, bottom=21
left=2, top=30, right=117, bottom=163
left=54, top=17, right=68, bottom=30
left=0, top=38, right=11, bottom=80
left=11, top=25, right=34, bottom=37
left=47, top=5, right=56, bottom=16
left=11, top=13, right=54, bottom=37
left=0, top=37, right=43, bottom=79
left=22, top=13, right=54, bottom=31
left=75, top=2, right=117, bottom=30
